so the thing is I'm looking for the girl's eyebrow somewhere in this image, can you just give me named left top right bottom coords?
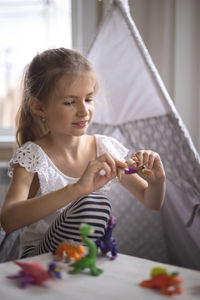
left=64, top=92, right=94, bottom=99
left=86, top=92, right=94, bottom=97
left=64, top=96, right=77, bottom=99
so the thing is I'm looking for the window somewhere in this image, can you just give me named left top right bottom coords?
left=0, top=0, right=72, bottom=135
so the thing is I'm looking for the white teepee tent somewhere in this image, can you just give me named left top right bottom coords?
left=87, top=0, right=200, bottom=270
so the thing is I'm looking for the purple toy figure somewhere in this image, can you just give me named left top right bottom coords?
left=96, top=216, right=118, bottom=260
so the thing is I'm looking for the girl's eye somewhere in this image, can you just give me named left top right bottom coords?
left=64, top=101, right=75, bottom=106
left=85, top=98, right=94, bottom=103
left=63, top=98, right=94, bottom=105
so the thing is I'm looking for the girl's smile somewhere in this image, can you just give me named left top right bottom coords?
left=72, top=120, right=89, bottom=128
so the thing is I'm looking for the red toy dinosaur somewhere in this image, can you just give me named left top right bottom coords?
left=140, top=267, right=183, bottom=296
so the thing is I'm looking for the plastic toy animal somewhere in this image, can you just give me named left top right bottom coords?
left=55, top=242, right=85, bottom=261
left=7, top=261, right=61, bottom=288
left=140, top=267, right=183, bottom=296
left=69, top=224, right=103, bottom=276
left=96, top=216, right=118, bottom=260
left=48, top=262, right=62, bottom=279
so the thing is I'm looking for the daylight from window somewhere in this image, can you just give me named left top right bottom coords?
left=0, top=0, right=71, bottom=131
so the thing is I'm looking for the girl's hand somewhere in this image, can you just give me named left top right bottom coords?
left=76, top=153, right=127, bottom=195
left=131, top=150, right=166, bottom=184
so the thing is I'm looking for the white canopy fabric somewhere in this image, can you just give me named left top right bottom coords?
left=89, top=0, right=174, bottom=124
left=88, top=0, right=200, bottom=270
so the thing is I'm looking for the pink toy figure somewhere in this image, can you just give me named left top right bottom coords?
left=7, top=261, right=55, bottom=288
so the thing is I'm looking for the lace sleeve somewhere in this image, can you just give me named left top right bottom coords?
left=95, top=134, right=129, bottom=195
left=96, top=134, right=129, bottom=161
left=8, top=142, right=46, bottom=177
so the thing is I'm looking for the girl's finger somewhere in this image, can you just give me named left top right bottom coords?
left=146, top=152, right=154, bottom=169
left=98, top=154, right=116, bottom=173
left=90, top=160, right=112, bottom=177
left=142, top=152, right=149, bottom=166
left=130, top=155, right=138, bottom=166
left=99, top=161, right=112, bottom=177
left=134, top=151, right=143, bottom=166
left=114, top=157, right=127, bottom=169
left=98, top=153, right=126, bottom=172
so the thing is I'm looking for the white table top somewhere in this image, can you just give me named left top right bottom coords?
left=0, top=252, right=199, bottom=299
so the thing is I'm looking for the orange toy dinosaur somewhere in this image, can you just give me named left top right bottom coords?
left=140, top=267, right=183, bottom=296
left=55, top=242, right=85, bottom=261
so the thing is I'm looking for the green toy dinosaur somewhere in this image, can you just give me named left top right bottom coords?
left=69, top=224, right=103, bottom=276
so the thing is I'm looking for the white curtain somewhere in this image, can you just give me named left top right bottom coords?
left=129, top=0, right=200, bottom=153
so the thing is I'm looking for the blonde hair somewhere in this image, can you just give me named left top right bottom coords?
left=16, top=48, right=97, bottom=146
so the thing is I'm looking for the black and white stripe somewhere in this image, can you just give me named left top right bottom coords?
left=21, top=192, right=111, bottom=258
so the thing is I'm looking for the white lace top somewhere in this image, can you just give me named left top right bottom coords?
left=8, top=134, right=129, bottom=250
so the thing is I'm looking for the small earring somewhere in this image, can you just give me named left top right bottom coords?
left=40, top=116, right=46, bottom=123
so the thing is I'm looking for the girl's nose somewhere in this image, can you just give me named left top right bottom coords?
left=77, top=102, right=89, bottom=116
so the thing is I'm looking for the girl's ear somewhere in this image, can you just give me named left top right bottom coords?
left=29, top=97, right=46, bottom=118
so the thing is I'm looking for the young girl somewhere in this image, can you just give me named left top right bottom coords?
left=0, top=48, right=166, bottom=258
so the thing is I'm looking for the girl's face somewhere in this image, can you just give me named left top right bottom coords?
left=44, top=73, right=96, bottom=138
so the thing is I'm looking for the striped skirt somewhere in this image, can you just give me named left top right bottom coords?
left=21, top=192, right=111, bottom=258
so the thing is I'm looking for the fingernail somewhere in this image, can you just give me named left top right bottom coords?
left=126, top=158, right=134, bottom=165
left=99, top=169, right=106, bottom=176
